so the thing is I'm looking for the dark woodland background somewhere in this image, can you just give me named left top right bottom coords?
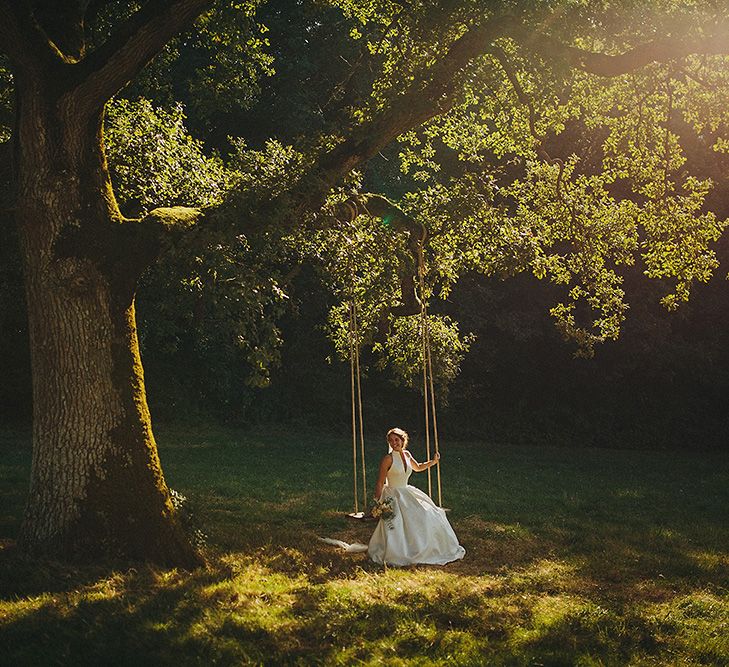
left=5, top=227, right=729, bottom=450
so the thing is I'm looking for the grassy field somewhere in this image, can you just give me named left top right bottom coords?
left=0, top=424, right=727, bottom=666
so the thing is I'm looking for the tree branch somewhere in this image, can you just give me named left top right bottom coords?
left=491, top=45, right=565, bottom=194
left=505, top=18, right=729, bottom=77
left=129, top=205, right=203, bottom=262
left=141, top=205, right=203, bottom=233
left=306, top=15, right=729, bottom=330
left=73, top=0, right=212, bottom=109
left=32, top=0, right=88, bottom=61
left=54, top=205, right=203, bottom=276
left=316, top=15, right=729, bottom=191
left=0, top=2, right=63, bottom=75
left=316, top=17, right=510, bottom=187
left=332, top=193, right=426, bottom=317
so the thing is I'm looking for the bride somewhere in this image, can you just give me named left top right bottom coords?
left=367, top=427, right=465, bottom=566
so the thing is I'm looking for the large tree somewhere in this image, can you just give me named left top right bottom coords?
left=0, top=0, right=217, bottom=566
left=1, top=0, right=728, bottom=565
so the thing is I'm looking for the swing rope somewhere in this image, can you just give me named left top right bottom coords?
left=421, top=293, right=433, bottom=500
left=417, top=234, right=443, bottom=507
left=349, top=280, right=368, bottom=515
left=349, top=300, right=360, bottom=514
left=425, top=309, right=443, bottom=507
left=341, top=202, right=443, bottom=514
left=353, top=296, right=368, bottom=513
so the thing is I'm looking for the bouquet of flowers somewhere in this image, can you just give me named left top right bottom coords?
left=371, top=497, right=395, bottom=529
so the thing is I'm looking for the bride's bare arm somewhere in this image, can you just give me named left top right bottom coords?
left=373, top=454, right=393, bottom=501
left=405, top=450, right=440, bottom=472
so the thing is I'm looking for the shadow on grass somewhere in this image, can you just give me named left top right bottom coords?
left=3, top=545, right=725, bottom=666
left=1, top=428, right=727, bottom=665
left=1, top=517, right=727, bottom=666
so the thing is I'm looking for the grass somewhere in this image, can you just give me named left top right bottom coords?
left=0, top=424, right=727, bottom=666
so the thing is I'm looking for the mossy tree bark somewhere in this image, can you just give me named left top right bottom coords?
left=1, top=0, right=211, bottom=566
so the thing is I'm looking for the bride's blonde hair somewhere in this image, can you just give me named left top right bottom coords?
left=386, top=427, right=409, bottom=448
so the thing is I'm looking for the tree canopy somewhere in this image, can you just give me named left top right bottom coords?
left=123, top=0, right=729, bottom=379
left=3, top=0, right=729, bottom=397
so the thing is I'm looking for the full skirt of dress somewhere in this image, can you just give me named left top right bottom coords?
left=368, top=484, right=465, bottom=566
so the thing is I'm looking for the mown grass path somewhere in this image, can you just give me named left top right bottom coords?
left=1, top=425, right=727, bottom=665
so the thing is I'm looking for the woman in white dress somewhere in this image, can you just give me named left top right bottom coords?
left=368, top=427, right=465, bottom=566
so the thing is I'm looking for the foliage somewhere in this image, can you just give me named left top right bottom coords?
left=310, top=209, right=475, bottom=392
left=185, top=2, right=275, bottom=122
left=272, top=0, right=729, bottom=417
left=105, top=98, right=229, bottom=216
left=90, top=1, right=273, bottom=134
left=362, top=24, right=729, bottom=354
left=105, top=100, right=295, bottom=406
left=373, top=314, right=475, bottom=395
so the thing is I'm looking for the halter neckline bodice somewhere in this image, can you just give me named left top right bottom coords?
left=387, top=450, right=412, bottom=488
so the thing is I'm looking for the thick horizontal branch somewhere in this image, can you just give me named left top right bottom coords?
left=53, top=206, right=203, bottom=280
left=130, top=205, right=203, bottom=261
left=505, top=18, right=729, bottom=77
left=317, top=15, right=729, bottom=191
left=141, top=206, right=203, bottom=234
left=336, top=193, right=425, bottom=238
left=109, top=206, right=205, bottom=288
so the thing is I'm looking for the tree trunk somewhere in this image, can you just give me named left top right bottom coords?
left=14, top=77, right=200, bottom=567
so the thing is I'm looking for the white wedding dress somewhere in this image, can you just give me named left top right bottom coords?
left=367, top=451, right=465, bottom=566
